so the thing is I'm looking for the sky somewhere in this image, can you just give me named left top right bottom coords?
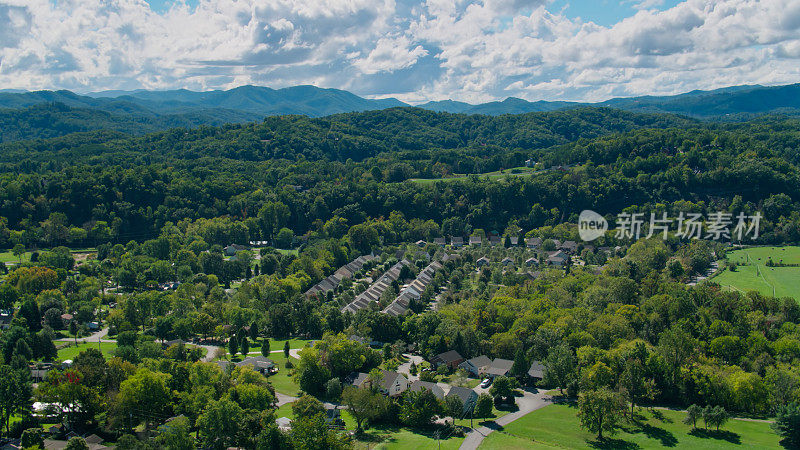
left=0, top=0, right=799, bottom=104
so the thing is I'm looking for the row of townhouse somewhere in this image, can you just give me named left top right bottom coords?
left=304, top=254, right=375, bottom=298
left=382, top=259, right=444, bottom=316
left=341, top=259, right=410, bottom=314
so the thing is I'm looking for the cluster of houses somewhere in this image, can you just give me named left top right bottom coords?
left=344, top=370, right=478, bottom=414
left=382, top=260, right=443, bottom=317
left=419, top=234, right=583, bottom=254
left=304, top=254, right=376, bottom=298
left=215, top=355, right=277, bottom=375
left=341, top=259, right=410, bottom=314
left=1, top=432, right=111, bottom=450
left=432, top=350, right=546, bottom=383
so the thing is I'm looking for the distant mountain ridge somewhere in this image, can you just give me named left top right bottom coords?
left=1, top=83, right=800, bottom=142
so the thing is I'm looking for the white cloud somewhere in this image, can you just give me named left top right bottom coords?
left=0, top=0, right=798, bottom=104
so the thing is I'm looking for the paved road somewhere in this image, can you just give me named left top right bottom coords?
left=459, top=389, right=552, bottom=450
left=396, top=353, right=425, bottom=382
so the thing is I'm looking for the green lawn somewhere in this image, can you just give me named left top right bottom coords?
left=479, top=404, right=782, bottom=449
left=56, top=341, right=118, bottom=360
left=409, top=166, right=541, bottom=185
left=353, top=425, right=464, bottom=450
left=0, top=250, right=32, bottom=264
left=712, top=246, right=800, bottom=299
left=263, top=352, right=301, bottom=396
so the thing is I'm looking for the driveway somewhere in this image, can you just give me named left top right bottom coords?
left=459, top=388, right=552, bottom=450
left=397, top=353, right=424, bottom=382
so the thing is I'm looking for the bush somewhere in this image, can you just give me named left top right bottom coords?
left=285, top=360, right=294, bottom=369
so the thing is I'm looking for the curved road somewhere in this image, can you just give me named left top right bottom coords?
left=459, top=389, right=552, bottom=450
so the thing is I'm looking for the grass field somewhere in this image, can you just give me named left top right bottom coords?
left=0, top=250, right=33, bottom=264
left=409, top=166, right=541, bottom=185
left=479, top=404, right=782, bottom=449
left=263, top=352, right=301, bottom=396
left=56, top=341, right=118, bottom=360
left=712, top=246, right=800, bottom=300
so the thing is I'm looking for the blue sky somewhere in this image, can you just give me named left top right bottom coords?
left=1, top=0, right=799, bottom=103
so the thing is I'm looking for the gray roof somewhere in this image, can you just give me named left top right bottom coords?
left=446, top=386, right=477, bottom=404
left=528, top=360, right=546, bottom=379
left=410, top=380, right=445, bottom=399
left=465, top=355, right=492, bottom=369
left=486, top=358, right=513, bottom=377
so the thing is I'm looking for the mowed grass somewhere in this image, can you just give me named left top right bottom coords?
left=713, top=246, right=800, bottom=299
left=409, top=166, right=541, bottom=185
left=0, top=251, right=32, bottom=263
left=263, top=352, right=301, bottom=396
left=57, top=341, right=118, bottom=360
left=479, top=404, right=781, bottom=449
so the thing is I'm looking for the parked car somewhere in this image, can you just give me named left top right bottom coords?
left=480, top=378, right=492, bottom=388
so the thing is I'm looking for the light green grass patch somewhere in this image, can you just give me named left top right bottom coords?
left=479, top=404, right=781, bottom=449
left=56, top=341, right=118, bottom=361
left=712, top=246, right=800, bottom=300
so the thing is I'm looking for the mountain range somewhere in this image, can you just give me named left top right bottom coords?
left=1, top=83, right=799, bottom=142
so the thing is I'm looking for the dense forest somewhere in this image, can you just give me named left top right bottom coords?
left=2, top=105, right=800, bottom=448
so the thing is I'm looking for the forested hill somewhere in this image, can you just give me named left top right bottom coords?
left=1, top=105, right=800, bottom=247
left=0, top=107, right=698, bottom=167
left=1, top=83, right=800, bottom=142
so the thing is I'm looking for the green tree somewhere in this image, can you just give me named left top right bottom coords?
left=21, top=427, right=44, bottom=449
left=399, top=388, right=441, bottom=428
left=155, top=415, right=194, bottom=450
left=543, top=343, right=576, bottom=395
left=64, top=437, right=89, bottom=450
left=489, top=376, right=514, bottom=404
left=12, top=243, right=25, bottom=265
left=577, top=388, right=625, bottom=440
left=197, top=398, right=244, bottom=450
left=115, top=368, right=172, bottom=431
left=475, top=393, right=494, bottom=419
left=341, top=386, right=387, bottom=432
left=292, top=394, right=325, bottom=420
left=240, top=336, right=250, bottom=356
left=261, top=338, right=270, bottom=357
left=703, top=405, right=729, bottom=431
left=284, top=340, right=290, bottom=358
left=510, top=347, right=529, bottom=380
left=684, top=404, right=702, bottom=430
left=228, top=335, right=238, bottom=358
left=773, top=402, right=800, bottom=447
left=69, top=321, right=79, bottom=346
left=443, top=394, right=464, bottom=423
left=0, top=283, right=18, bottom=310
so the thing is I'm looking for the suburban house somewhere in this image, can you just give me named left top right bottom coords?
left=446, top=386, right=478, bottom=413
left=415, top=239, right=426, bottom=247
left=431, top=350, right=465, bottom=370
left=1, top=312, right=12, bottom=330
left=525, top=257, right=539, bottom=266
left=547, top=250, right=569, bottom=267
left=489, top=236, right=501, bottom=246
left=451, top=236, right=464, bottom=248
left=476, top=256, right=490, bottom=267
left=305, top=254, right=375, bottom=298
left=485, top=358, right=513, bottom=378
left=409, top=380, right=445, bottom=399
left=501, top=257, right=514, bottom=266
left=525, top=237, right=542, bottom=248
left=223, top=243, right=247, bottom=256
left=509, top=236, right=519, bottom=246
left=458, top=355, right=492, bottom=377
left=528, top=360, right=546, bottom=381
left=560, top=240, right=578, bottom=254
left=347, top=370, right=408, bottom=397
left=379, top=371, right=409, bottom=397
left=469, top=236, right=482, bottom=246
left=276, top=417, right=292, bottom=431
left=236, top=356, right=277, bottom=375
left=434, top=237, right=446, bottom=246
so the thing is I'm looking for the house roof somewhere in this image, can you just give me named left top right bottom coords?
left=433, top=350, right=464, bottom=364
left=236, top=356, right=275, bottom=371
left=465, top=355, right=492, bottom=369
left=469, top=236, right=482, bottom=244
left=446, top=386, right=477, bottom=404
left=409, top=380, right=445, bottom=399
left=528, top=360, right=546, bottom=378
left=486, top=358, right=513, bottom=376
